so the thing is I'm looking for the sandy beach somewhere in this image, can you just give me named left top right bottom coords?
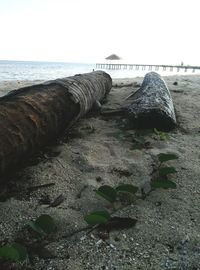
left=0, top=74, right=200, bottom=270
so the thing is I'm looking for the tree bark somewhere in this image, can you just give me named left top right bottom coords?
left=126, top=72, right=176, bottom=130
left=0, top=71, right=112, bottom=178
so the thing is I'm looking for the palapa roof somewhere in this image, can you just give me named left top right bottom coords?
left=105, top=54, right=121, bottom=60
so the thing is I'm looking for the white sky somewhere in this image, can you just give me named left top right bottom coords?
left=0, top=0, right=199, bottom=65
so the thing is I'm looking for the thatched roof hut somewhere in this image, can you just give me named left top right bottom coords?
left=105, top=54, right=121, bottom=60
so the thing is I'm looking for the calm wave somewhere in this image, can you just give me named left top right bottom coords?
left=0, top=61, right=95, bottom=81
left=0, top=60, right=199, bottom=81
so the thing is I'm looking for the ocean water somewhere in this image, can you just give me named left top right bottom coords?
left=0, top=61, right=95, bottom=81
left=0, top=60, right=199, bottom=81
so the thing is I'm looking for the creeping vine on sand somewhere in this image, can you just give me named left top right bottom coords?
left=0, top=131, right=178, bottom=266
left=84, top=152, right=178, bottom=232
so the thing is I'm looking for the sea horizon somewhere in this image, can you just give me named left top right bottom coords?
left=0, top=59, right=200, bottom=81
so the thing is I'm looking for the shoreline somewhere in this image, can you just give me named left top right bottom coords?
left=1, top=73, right=200, bottom=95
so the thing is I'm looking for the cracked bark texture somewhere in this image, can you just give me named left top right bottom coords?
left=127, top=72, right=176, bottom=130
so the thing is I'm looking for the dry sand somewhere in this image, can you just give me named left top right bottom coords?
left=0, top=75, right=200, bottom=270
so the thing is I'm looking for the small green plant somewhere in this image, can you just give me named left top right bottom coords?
left=27, top=214, right=56, bottom=236
left=151, top=179, right=177, bottom=189
left=151, top=153, right=178, bottom=189
left=0, top=243, right=27, bottom=263
left=94, top=184, right=138, bottom=203
left=84, top=209, right=137, bottom=231
left=153, top=128, right=169, bottom=141
left=95, top=185, right=117, bottom=203
left=130, top=134, right=151, bottom=150
left=157, top=153, right=179, bottom=163
left=117, top=128, right=169, bottom=149
left=0, top=214, right=56, bottom=266
left=115, top=184, right=138, bottom=194
left=84, top=184, right=138, bottom=230
left=117, top=131, right=151, bottom=150
left=159, top=166, right=177, bottom=176
left=84, top=153, right=179, bottom=233
left=84, top=209, right=111, bottom=225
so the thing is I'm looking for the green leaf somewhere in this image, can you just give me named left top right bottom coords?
left=159, top=133, right=169, bottom=141
left=35, top=214, right=56, bottom=234
left=27, top=214, right=56, bottom=236
left=115, top=184, right=138, bottom=195
left=0, top=243, right=27, bottom=262
left=84, top=210, right=110, bottom=225
left=158, top=153, right=178, bottom=163
left=0, top=245, right=19, bottom=262
left=159, top=166, right=177, bottom=176
left=12, top=244, right=27, bottom=262
left=27, top=220, right=46, bottom=236
left=153, top=128, right=162, bottom=135
left=151, top=179, right=177, bottom=189
left=153, top=128, right=169, bottom=140
left=95, top=185, right=117, bottom=203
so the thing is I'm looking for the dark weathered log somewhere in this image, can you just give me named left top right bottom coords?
left=126, top=72, right=176, bottom=130
left=0, top=71, right=112, bottom=178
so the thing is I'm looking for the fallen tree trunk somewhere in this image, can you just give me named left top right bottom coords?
left=126, top=72, right=176, bottom=130
left=0, top=71, right=112, bottom=178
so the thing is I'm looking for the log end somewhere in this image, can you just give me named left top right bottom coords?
left=126, top=109, right=176, bottom=131
left=127, top=72, right=177, bottom=131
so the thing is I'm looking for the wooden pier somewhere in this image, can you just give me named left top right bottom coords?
left=96, top=63, right=200, bottom=73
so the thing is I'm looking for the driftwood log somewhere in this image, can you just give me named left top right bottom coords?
left=0, top=71, right=112, bottom=178
left=126, top=72, right=176, bottom=130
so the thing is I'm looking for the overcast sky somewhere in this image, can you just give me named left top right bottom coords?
left=0, top=0, right=199, bottom=65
